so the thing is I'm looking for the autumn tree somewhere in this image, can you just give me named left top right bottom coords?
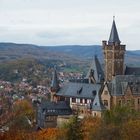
left=81, top=116, right=101, bottom=140
left=98, top=105, right=140, bottom=140
left=121, top=120, right=140, bottom=140
left=102, top=105, right=139, bottom=125
left=9, top=99, right=35, bottom=131
left=34, top=128, right=65, bottom=140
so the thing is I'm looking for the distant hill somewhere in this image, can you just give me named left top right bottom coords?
left=45, top=45, right=140, bottom=66
left=46, top=45, right=102, bottom=58
left=0, top=43, right=48, bottom=61
left=0, top=42, right=140, bottom=66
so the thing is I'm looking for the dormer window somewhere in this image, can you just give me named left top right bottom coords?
left=77, top=87, right=83, bottom=94
left=95, top=102, right=97, bottom=106
left=92, top=90, right=96, bottom=96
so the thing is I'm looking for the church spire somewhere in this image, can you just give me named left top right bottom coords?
left=51, top=66, right=60, bottom=92
left=108, top=17, right=121, bottom=44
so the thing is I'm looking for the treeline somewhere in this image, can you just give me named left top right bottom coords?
left=1, top=105, right=140, bottom=140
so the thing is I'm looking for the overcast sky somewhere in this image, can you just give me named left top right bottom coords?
left=0, top=0, right=140, bottom=50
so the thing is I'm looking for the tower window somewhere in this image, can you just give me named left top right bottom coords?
left=104, top=91, right=108, bottom=95
left=118, top=100, right=121, bottom=106
left=138, top=98, right=140, bottom=104
left=103, top=100, right=108, bottom=106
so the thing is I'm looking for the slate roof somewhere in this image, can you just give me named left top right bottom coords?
left=86, top=55, right=104, bottom=83
left=92, top=90, right=106, bottom=111
left=110, top=75, right=140, bottom=96
left=57, top=82, right=101, bottom=99
left=108, top=19, right=121, bottom=44
left=125, top=66, right=140, bottom=75
left=51, top=67, right=60, bottom=91
left=39, top=100, right=72, bottom=116
left=69, top=78, right=89, bottom=83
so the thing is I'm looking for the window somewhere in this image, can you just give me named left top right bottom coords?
left=131, top=99, right=134, bottom=105
left=77, top=98, right=80, bottom=103
left=127, top=100, right=130, bottom=103
left=138, top=98, right=140, bottom=104
left=104, top=91, right=108, bottom=95
left=118, top=100, right=121, bottom=106
left=72, top=98, right=76, bottom=103
left=103, top=100, right=108, bottom=106
left=85, top=99, right=87, bottom=104
left=127, top=100, right=130, bottom=105
left=80, top=99, right=83, bottom=103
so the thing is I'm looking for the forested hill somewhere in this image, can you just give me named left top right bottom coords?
left=0, top=42, right=140, bottom=66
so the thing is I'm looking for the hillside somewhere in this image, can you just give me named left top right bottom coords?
left=46, top=45, right=140, bottom=66
left=0, top=58, right=51, bottom=84
left=0, top=43, right=140, bottom=66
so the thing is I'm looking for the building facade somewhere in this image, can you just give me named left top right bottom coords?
left=49, top=18, right=140, bottom=118
left=100, top=18, right=140, bottom=115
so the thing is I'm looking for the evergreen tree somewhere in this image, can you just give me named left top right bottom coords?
left=65, top=115, right=83, bottom=140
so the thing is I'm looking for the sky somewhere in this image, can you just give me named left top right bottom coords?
left=0, top=0, right=140, bottom=50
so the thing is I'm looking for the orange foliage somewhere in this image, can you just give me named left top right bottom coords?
left=13, top=100, right=34, bottom=117
left=0, top=131, right=30, bottom=140
left=82, top=117, right=101, bottom=140
left=38, top=128, right=67, bottom=140
left=121, top=120, right=140, bottom=140
left=0, top=128, right=64, bottom=140
left=0, top=99, right=34, bottom=126
left=1, top=115, right=140, bottom=140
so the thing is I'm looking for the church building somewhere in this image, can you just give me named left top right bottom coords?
left=50, top=18, right=140, bottom=117
left=101, top=18, right=140, bottom=115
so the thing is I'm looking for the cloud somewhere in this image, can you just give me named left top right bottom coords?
left=0, top=0, right=140, bottom=49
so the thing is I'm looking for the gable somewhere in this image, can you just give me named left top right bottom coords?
left=124, top=85, right=133, bottom=97
left=101, top=83, right=111, bottom=98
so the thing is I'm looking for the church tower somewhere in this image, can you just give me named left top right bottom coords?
left=102, top=18, right=126, bottom=81
left=50, top=66, right=60, bottom=101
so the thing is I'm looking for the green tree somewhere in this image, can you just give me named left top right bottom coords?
left=102, top=105, right=139, bottom=125
left=64, top=115, right=83, bottom=140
